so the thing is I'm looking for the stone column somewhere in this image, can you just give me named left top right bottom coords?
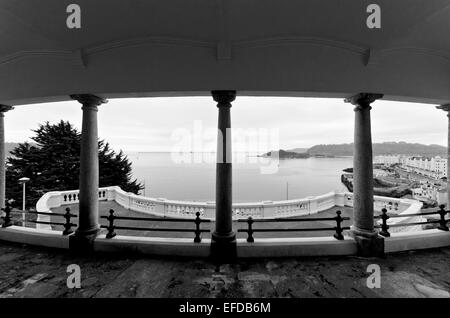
left=211, top=90, right=236, bottom=261
left=0, top=105, right=13, bottom=211
left=436, top=104, right=450, bottom=206
left=345, top=93, right=383, bottom=256
left=70, top=94, right=106, bottom=250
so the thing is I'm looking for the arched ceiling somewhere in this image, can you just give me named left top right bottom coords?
left=0, top=0, right=449, bottom=105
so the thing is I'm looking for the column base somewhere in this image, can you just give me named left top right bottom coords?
left=210, top=231, right=237, bottom=263
left=350, top=226, right=384, bottom=257
left=350, top=226, right=379, bottom=238
left=69, top=228, right=100, bottom=254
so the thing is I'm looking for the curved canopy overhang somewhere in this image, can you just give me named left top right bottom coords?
left=0, top=0, right=449, bottom=106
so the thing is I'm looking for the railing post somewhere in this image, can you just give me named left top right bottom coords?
left=437, top=205, right=449, bottom=231
left=62, top=207, right=75, bottom=236
left=333, top=210, right=344, bottom=240
left=105, top=209, right=116, bottom=239
left=1, top=200, right=12, bottom=228
left=194, top=211, right=203, bottom=243
left=379, top=208, right=390, bottom=237
left=246, top=217, right=254, bottom=243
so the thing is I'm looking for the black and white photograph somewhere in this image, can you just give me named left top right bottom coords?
left=0, top=0, right=449, bottom=307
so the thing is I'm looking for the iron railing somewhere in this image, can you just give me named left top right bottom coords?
left=238, top=210, right=350, bottom=242
left=1, top=205, right=77, bottom=235
left=100, top=209, right=210, bottom=243
left=375, top=205, right=449, bottom=237
left=2, top=202, right=448, bottom=242
left=0, top=201, right=13, bottom=228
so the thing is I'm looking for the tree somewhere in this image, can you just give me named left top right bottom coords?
left=5, top=121, right=143, bottom=208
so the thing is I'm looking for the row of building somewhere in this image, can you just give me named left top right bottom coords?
left=374, top=155, right=448, bottom=206
left=374, top=155, right=448, bottom=179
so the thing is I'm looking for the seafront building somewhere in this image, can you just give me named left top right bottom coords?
left=404, top=156, right=448, bottom=180
left=374, top=155, right=403, bottom=165
left=411, top=180, right=439, bottom=201
left=405, top=156, right=449, bottom=205
left=374, top=155, right=448, bottom=180
left=374, top=155, right=448, bottom=205
left=411, top=181, right=448, bottom=206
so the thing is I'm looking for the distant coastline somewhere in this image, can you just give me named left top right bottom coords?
left=261, top=149, right=311, bottom=159
left=262, top=141, right=447, bottom=159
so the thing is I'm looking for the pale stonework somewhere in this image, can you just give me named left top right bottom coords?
left=0, top=105, right=13, bottom=210
left=345, top=93, right=383, bottom=238
left=436, top=104, right=450, bottom=207
left=70, top=95, right=107, bottom=238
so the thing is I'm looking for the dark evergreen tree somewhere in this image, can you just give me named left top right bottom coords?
left=5, top=121, right=143, bottom=208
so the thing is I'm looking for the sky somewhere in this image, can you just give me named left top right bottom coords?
left=4, top=96, right=447, bottom=153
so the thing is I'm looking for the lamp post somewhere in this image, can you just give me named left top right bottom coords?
left=286, top=181, right=289, bottom=200
left=18, top=177, right=30, bottom=226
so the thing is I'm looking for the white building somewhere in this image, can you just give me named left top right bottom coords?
left=374, top=155, right=402, bottom=165
left=404, top=156, right=447, bottom=180
left=411, top=181, right=438, bottom=201
left=437, top=188, right=448, bottom=206
left=434, top=156, right=447, bottom=178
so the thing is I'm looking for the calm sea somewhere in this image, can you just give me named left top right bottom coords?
left=126, top=152, right=353, bottom=203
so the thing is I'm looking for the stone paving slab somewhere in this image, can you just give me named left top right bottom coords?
left=0, top=241, right=448, bottom=298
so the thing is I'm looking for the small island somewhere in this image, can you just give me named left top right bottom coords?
left=262, top=149, right=310, bottom=159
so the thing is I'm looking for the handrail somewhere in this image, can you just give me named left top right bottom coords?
left=100, top=209, right=210, bottom=243
left=238, top=210, right=350, bottom=242
left=374, top=210, right=442, bottom=218
left=382, top=220, right=442, bottom=228
left=0, top=201, right=13, bottom=228
left=375, top=205, right=449, bottom=237
left=99, top=215, right=211, bottom=222
left=27, top=210, right=77, bottom=218
left=237, top=216, right=342, bottom=222
left=2, top=206, right=77, bottom=236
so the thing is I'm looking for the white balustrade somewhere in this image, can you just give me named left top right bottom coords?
left=384, top=198, right=425, bottom=233
left=36, top=187, right=424, bottom=232
left=232, top=203, right=264, bottom=219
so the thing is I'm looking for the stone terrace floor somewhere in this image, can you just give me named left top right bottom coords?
left=49, top=201, right=354, bottom=239
left=0, top=241, right=449, bottom=298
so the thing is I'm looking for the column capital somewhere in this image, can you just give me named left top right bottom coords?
left=345, top=93, right=383, bottom=108
left=70, top=94, right=107, bottom=107
left=0, top=105, right=14, bottom=113
left=211, top=90, right=236, bottom=106
left=436, top=104, right=450, bottom=113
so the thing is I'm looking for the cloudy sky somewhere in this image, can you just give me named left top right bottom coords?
left=4, top=97, right=447, bottom=153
